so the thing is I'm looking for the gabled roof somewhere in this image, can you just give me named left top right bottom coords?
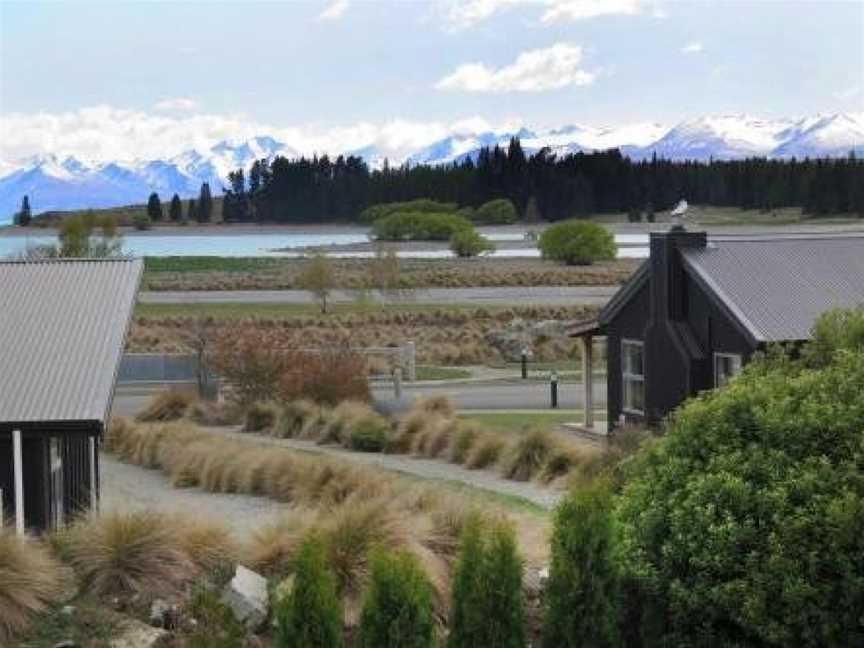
left=598, top=259, right=649, bottom=326
left=682, top=234, right=864, bottom=343
left=0, top=259, right=143, bottom=430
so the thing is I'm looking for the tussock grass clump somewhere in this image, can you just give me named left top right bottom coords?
left=64, top=511, right=197, bottom=598
left=136, top=389, right=195, bottom=422
left=502, top=429, right=557, bottom=481
left=348, top=416, right=390, bottom=452
left=187, top=400, right=243, bottom=427
left=449, top=421, right=482, bottom=464
left=248, top=510, right=316, bottom=576
left=243, top=401, right=280, bottom=432
left=0, top=531, right=67, bottom=642
left=173, top=517, right=238, bottom=573
left=277, top=399, right=320, bottom=438
left=466, top=434, right=506, bottom=469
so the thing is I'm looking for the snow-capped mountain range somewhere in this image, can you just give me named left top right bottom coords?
left=1, top=113, right=862, bottom=221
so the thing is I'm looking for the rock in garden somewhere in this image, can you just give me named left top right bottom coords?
left=221, top=565, right=270, bottom=631
left=109, top=618, right=167, bottom=648
left=149, top=598, right=171, bottom=627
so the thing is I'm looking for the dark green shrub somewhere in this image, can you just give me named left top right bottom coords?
left=449, top=229, right=496, bottom=258
left=538, top=221, right=615, bottom=265
left=448, top=516, right=526, bottom=648
left=360, top=199, right=458, bottom=223
left=187, top=587, right=245, bottom=648
left=243, top=401, right=280, bottom=432
left=616, top=322, right=864, bottom=647
left=542, top=482, right=621, bottom=648
left=474, top=199, right=518, bottom=224
left=359, top=549, right=435, bottom=648
left=349, top=417, right=388, bottom=452
left=371, top=212, right=473, bottom=241
left=276, top=534, right=342, bottom=648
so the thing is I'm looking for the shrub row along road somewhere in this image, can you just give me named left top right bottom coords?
left=138, top=285, right=620, bottom=306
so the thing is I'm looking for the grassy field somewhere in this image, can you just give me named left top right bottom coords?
left=415, top=365, right=473, bottom=381
left=460, top=411, right=603, bottom=434
left=136, top=300, right=499, bottom=318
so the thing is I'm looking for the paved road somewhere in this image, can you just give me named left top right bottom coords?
left=112, top=379, right=606, bottom=419
left=139, top=285, right=620, bottom=307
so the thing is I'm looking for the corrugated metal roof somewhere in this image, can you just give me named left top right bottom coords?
left=682, top=235, right=864, bottom=342
left=0, top=259, right=143, bottom=429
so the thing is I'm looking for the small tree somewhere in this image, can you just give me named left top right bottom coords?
left=449, top=229, right=495, bottom=258
left=542, top=482, right=621, bottom=648
left=538, top=221, right=616, bottom=266
left=298, top=252, right=336, bottom=314
left=448, top=516, right=526, bottom=648
left=276, top=534, right=342, bottom=648
left=359, top=549, right=435, bottom=648
left=169, top=193, right=183, bottom=222
left=187, top=198, right=198, bottom=224
left=15, top=195, right=32, bottom=226
left=133, top=212, right=151, bottom=231
left=146, top=192, right=163, bottom=222
left=367, top=243, right=407, bottom=299
left=198, top=182, right=213, bottom=223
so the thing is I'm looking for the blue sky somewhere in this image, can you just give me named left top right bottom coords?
left=0, top=0, right=862, bottom=163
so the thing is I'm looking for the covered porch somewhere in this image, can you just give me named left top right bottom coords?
left=563, top=319, right=609, bottom=439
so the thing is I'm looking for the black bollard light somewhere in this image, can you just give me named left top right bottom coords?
left=521, top=347, right=528, bottom=380
left=550, top=370, right=559, bottom=409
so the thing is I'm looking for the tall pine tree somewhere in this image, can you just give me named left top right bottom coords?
left=169, top=193, right=182, bottom=222
left=15, top=195, right=32, bottom=226
left=146, top=192, right=163, bottom=222
left=197, top=182, right=212, bottom=223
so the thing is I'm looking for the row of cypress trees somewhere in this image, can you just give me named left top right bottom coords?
left=275, top=487, right=615, bottom=647
left=146, top=183, right=213, bottom=223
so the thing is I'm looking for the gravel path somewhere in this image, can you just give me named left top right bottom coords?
left=138, top=285, right=619, bottom=307
left=207, top=427, right=564, bottom=510
left=99, top=453, right=287, bottom=537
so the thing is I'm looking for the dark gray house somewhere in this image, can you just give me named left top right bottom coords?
left=0, top=259, right=142, bottom=533
left=571, top=228, right=864, bottom=430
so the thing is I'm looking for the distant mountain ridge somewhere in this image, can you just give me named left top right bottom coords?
left=1, top=113, right=861, bottom=221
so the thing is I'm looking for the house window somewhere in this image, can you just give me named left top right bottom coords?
left=622, top=340, right=645, bottom=414
left=714, top=353, right=742, bottom=387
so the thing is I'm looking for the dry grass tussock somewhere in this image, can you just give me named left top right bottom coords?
left=0, top=531, right=68, bottom=642
left=107, top=417, right=394, bottom=508
left=135, top=389, right=196, bottom=422
left=59, top=511, right=234, bottom=598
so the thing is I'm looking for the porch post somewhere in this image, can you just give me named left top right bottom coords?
left=13, top=429, right=24, bottom=536
left=90, top=436, right=98, bottom=513
left=582, top=336, right=594, bottom=429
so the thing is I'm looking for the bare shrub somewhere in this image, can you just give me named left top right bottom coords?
left=135, top=389, right=195, bottom=422
left=282, top=347, right=371, bottom=406
left=0, top=531, right=67, bottom=642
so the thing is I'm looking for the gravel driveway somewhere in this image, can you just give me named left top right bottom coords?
left=208, top=428, right=563, bottom=510
left=99, top=453, right=287, bottom=537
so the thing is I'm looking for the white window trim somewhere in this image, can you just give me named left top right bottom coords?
left=714, top=352, right=743, bottom=388
left=622, top=338, right=645, bottom=415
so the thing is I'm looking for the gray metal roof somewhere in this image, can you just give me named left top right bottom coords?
left=682, top=235, right=864, bottom=343
left=0, top=259, right=143, bottom=429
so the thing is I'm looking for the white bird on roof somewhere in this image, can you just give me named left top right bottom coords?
left=670, top=199, right=688, bottom=229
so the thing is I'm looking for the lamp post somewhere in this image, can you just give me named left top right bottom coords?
left=521, top=347, right=529, bottom=379
left=550, top=370, right=559, bottom=409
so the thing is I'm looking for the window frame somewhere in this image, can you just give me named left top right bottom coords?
left=621, top=338, right=645, bottom=415
left=713, top=352, right=743, bottom=388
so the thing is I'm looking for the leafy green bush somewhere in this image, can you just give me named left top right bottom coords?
left=474, top=199, right=518, bottom=224
left=359, top=549, right=435, bottom=648
left=360, top=199, right=458, bottom=223
left=449, top=229, right=496, bottom=258
left=616, top=321, right=864, bottom=646
left=276, top=534, right=342, bottom=648
left=448, top=516, right=526, bottom=648
left=349, top=417, right=389, bottom=452
left=372, top=211, right=473, bottom=241
left=538, top=221, right=615, bottom=265
left=543, top=482, right=620, bottom=648
left=133, top=212, right=152, bottom=231
left=804, top=305, right=864, bottom=366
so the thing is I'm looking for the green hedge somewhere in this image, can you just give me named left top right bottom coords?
left=360, top=199, right=458, bottom=224
left=538, top=221, right=615, bottom=265
left=474, top=199, right=518, bottom=225
left=449, top=229, right=495, bottom=258
left=371, top=211, right=474, bottom=241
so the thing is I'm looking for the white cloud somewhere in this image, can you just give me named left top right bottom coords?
left=436, top=43, right=595, bottom=93
left=153, top=97, right=198, bottom=112
left=681, top=41, right=703, bottom=54
left=833, top=85, right=860, bottom=100
left=0, top=105, right=522, bottom=167
left=318, top=0, right=350, bottom=21
left=442, top=0, right=650, bottom=28
left=540, top=0, right=644, bottom=23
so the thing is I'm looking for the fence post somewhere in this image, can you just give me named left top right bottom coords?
left=404, top=342, right=416, bottom=382
left=13, top=429, right=24, bottom=536
left=393, top=367, right=403, bottom=399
